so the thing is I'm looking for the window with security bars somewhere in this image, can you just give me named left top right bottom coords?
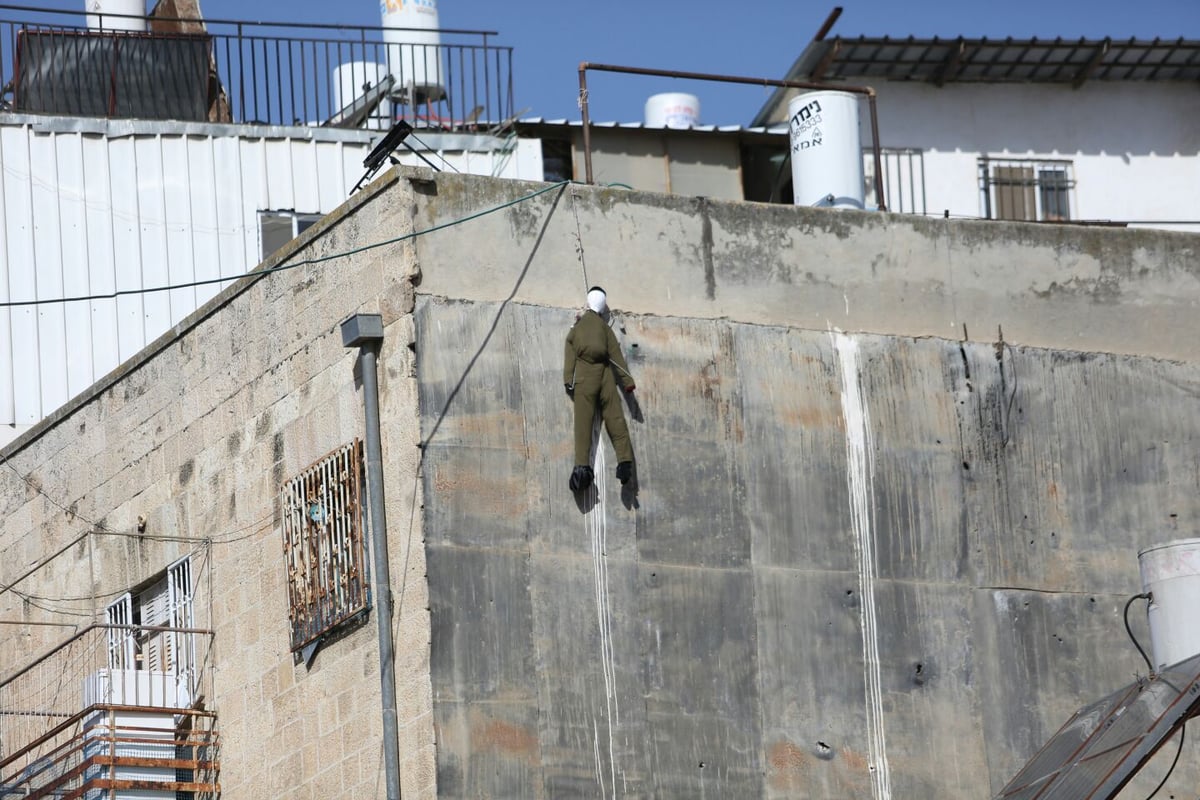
left=980, top=158, right=1074, bottom=222
left=280, top=439, right=370, bottom=652
left=105, top=555, right=194, bottom=679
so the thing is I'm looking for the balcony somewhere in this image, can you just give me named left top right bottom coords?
left=0, top=3, right=514, bottom=131
left=0, top=624, right=218, bottom=799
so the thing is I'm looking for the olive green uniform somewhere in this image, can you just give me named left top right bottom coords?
left=563, top=310, right=635, bottom=466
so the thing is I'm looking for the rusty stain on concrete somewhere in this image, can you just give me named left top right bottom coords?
left=470, top=710, right=539, bottom=761
left=766, top=739, right=811, bottom=791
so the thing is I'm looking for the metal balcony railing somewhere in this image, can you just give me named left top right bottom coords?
left=0, top=3, right=514, bottom=131
left=0, top=704, right=219, bottom=800
left=0, top=622, right=216, bottom=795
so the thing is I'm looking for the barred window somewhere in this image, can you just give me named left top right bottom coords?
left=980, top=158, right=1074, bottom=222
left=280, top=440, right=370, bottom=652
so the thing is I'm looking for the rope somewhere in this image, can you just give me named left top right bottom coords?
left=569, top=183, right=590, bottom=291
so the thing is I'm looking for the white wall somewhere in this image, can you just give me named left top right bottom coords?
left=863, top=82, right=1200, bottom=228
left=0, top=118, right=544, bottom=444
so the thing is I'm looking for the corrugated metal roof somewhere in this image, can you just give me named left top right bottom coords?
left=518, top=118, right=787, bottom=135
left=795, top=36, right=1200, bottom=86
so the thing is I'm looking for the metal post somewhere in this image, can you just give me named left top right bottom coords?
left=578, top=63, right=593, bottom=184
left=867, top=92, right=886, bottom=212
left=341, top=313, right=402, bottom=800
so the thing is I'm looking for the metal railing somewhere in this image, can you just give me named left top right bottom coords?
left=0, top=623, right=215, bottom=774
left=0, top=704, right=219, bottom=799
left=0, top=3, right=514, bottom=130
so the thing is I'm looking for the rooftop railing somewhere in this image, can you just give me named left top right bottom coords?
left=0, top=3, right=514, bottom=131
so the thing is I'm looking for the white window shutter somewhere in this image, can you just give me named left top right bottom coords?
left=140, top=576, right=169, bottom=671
left=104, top=592, right=134, bottom=669
left=167, top=556, right=195, bottom=690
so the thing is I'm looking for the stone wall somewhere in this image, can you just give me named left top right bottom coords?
left=0, top=173, right=435, bottom=798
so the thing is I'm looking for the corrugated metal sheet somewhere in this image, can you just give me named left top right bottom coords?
left=0, top=124, right=364, bottom=428
left=794, top=36, right=1200, bottom=85
left=0, top=119, right=537, bottom=436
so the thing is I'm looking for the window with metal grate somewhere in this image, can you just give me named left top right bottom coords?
left=279, top=439, right=371, bottom=653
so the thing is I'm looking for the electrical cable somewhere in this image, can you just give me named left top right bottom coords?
left=404, top=130, right=462, bottom=174
left=1124, top=592, right=1154, bottom=673
left=1, top=180, right=572, bottom=617
left=0, top=455, right=110, bottom=531
left=1143, top=723, right=1184, bottom=800
left=0, top=179, right=571, bottom=309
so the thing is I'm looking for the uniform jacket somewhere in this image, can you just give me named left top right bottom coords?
left=563, top=310, right=634, bottom=390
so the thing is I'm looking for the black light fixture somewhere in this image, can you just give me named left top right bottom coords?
left=351, top=120, right=442, bottom=193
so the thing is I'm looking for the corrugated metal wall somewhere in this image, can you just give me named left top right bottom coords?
left=0, top=120, right=541, bottom=438
left=0, top=122, right=366, bottom=431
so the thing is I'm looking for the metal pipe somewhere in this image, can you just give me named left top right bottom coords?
left=341, top=313, right=402, bottom=800
left=579, top=63, right=594, bottom=184
left=867, top=91, right=886, bottom=211
left=575, top=61, right=886, bottom=207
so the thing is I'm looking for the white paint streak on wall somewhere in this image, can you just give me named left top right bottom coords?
left=586, top=427, right=619, bottom=799
left=833, top=330, right=893, bottom=800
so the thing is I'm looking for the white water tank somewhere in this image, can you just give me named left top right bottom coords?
left=381, top=0, right=447, bottom=103
left=1139, top=538, right=1200, bottom=670
left=644, top=92, right=700, bottom=128
left=332, top=61, right=393, bottom=129
left=85, top=0, right=147, bottom=32
left=788, top=90, right=864, bottom=209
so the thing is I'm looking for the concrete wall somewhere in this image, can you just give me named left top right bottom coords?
left=417, top=298, right=1200, bottom=797
left=0, top=168, right=1198, bottom=798
left=410, top=176, right=1200, bottom=363
left=401, top=173, right=1200, bottom=797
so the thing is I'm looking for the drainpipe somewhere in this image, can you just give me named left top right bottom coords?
left=341, top=313, right=402, bottom=800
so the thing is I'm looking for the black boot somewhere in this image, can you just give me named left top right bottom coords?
left=615, top=461, right=633, bottom=485
left=569, top=465, right=594, bottom=492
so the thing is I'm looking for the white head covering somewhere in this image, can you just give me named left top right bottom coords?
left=586, top=286, right=608, bottom=314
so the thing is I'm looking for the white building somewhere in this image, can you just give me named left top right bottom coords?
left=752, top=21, right=1200, bottom=229
left=0, top=3, right=543, bottom=445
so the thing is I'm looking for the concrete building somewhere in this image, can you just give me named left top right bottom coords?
left=0, top=165, right=1199, bottom=798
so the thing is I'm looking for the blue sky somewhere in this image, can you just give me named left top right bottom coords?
left=192, top=0, right=1200, bottom=124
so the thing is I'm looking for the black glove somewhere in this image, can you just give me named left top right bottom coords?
left=564, top=383, right=574, bottom=397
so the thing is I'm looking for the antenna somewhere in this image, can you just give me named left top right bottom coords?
left=351, top=121, right=442, bottom=194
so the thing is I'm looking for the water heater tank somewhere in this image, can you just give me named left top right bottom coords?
left=644, top=93, right=700, bottom=128
left=788, top=90, right=865, bottom=209
left=381, top=0, right=447, bottom=103
left=85, top=0, right=147, bottom=32
left=1139, top=539, right=1200, bottom=670
left=332, top=62, right=393, bottom=129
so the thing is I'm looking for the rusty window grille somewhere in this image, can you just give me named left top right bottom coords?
left=280, top=439, right=370, bottom=652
